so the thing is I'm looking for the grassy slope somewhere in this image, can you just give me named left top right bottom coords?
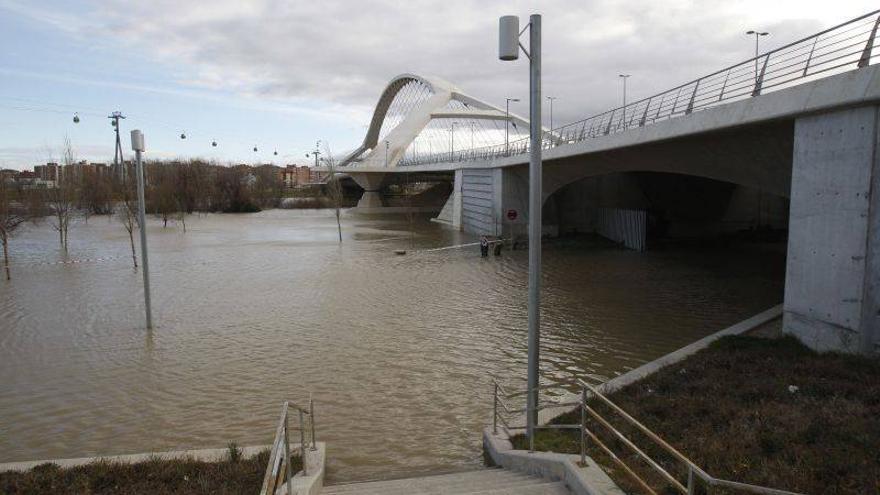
left=511, top=336, right=880, bottom=494
left=0, top=447, right=302, bottom=495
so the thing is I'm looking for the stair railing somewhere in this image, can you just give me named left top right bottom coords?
left=491, top=378, right=805, bottom=495
left=259, top=397, right=318, bottom=495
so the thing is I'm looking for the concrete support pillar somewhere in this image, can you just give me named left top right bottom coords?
left=784, top=106, right=880, bottom=355
left=349, top=172, right=386, bottom=209
left=453, top=169, right=463, bottom=230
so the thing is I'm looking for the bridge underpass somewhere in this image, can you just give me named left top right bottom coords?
left=542, top=172, right=790, bottom=246
left=330, top=12, right=880, bottom=354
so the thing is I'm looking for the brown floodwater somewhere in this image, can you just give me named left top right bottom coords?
left=0, top=210, right=785, bottom=482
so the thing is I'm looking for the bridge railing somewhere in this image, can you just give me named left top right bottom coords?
left=399, top=10, right=880, bottom=167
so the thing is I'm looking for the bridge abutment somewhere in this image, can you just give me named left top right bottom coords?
left=784, top=105, right=880, bottom=355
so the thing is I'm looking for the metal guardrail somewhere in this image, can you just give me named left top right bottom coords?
left=401, top=10, right=880, bottom=167
left=492, top=378, right=805, bottom=495
left=259, top=398, right=318, bottom=495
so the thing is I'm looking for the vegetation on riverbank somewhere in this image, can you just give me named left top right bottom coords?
left=511, top=335, right=880, bottom=494
left=0, top=444, right=300, bottom=495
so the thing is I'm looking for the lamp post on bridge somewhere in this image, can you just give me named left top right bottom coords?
left=546, top=96, right=557, bottom=142
left=746, top=30, right=770, bottom=85
left=448, top=121, right=459, bottom=161
left=500, top=13, right=542, bottom=450
left=618, top=74, right=630, bottom=128
left=505, top=98, right=519, bottom=156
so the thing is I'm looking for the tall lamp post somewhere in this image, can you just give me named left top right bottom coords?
left=618, top=74, right=630, bottom=128
left=500, top=13, right=542, bottom=449
left=131, top=130, right=152, bottom=330
left=505, top=97, right=520, bottom=156
left=546, top=96, right=557, bottom=142
left=746, top=30, right=770, bottom=84
left=448, top=122, right=459, bottom=161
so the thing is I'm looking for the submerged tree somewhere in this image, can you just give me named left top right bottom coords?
left=115, top=172, right=139, bottom=268
left=323, top=143, right=343, bottom=243
left=0, top=177, right=27, bottom=280
left=47, top=137, right=77, bottom=250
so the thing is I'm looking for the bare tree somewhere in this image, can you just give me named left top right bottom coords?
left=322, top=143, right=343, bottom=243
left=0, top=177, right=27, bottom=280
left=47, top=137, right=77, bottom=249
left=148, top=162, right=178, bottom=228
left=115, top=174, right=139, bottom=268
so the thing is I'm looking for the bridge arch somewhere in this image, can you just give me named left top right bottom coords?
left=340, top=73, right=531, bottom=169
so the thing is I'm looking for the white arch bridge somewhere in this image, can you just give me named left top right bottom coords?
left=328, top=11, right=880, bottom=355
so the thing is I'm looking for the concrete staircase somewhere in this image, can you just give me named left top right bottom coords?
left=321, top=468, right=570, bottom=494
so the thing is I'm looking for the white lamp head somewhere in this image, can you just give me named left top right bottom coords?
left=130, top=130, right=145, bottom=152
left=499, top=16, right=519, bottom=61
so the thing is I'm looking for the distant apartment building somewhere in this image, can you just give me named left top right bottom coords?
left=34, top=162, right=61, bottom=182
left=280, top=165, right=315, bottom=187
left=66, top=161, right=110, bottom=180
left=309, top=168, right=326, bottom=183
left=279, top=165, right=323, bottom=187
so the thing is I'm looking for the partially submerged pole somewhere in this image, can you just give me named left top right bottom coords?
left=131, top=130, right=153, bottom=329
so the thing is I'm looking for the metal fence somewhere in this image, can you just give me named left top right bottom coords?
left=401, top=10, right=880, bottom=167
left=259, top=398, right=317, bottom=495
left=492, top=379, right=805, bottom=495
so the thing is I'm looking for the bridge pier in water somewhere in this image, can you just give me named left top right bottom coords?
left=349, top=172, right=386, bottom=209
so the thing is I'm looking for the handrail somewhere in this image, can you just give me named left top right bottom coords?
left=491, top=377, right=805, bottom=495
left=259, top=398, right=318, bottom=495
left=577, top=379, right=804, bottom=495
left=400, top=10, right=880, bottom=167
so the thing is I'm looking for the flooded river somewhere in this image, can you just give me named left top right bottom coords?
left=0, top=210, right=785, bottom=481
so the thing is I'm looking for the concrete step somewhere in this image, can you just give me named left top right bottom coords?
left=321, top=469, right=569, bottom=495
left=322, top=469, right=524, bottom=493
left=469, top=482, right=569, bottom=495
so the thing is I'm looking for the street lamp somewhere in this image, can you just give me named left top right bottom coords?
left=500, top=13, right=542, bottom=450
left=746, top=30, right=770, bottom=84
left=505, top=97, right=520, bottom=156
left=130, top=129, right=152, bottom=330
left=618, top=74, right=630, bottom=129
left=448, top=122, right=459, bottom=161
left=546, top=96, right=557, bottom=141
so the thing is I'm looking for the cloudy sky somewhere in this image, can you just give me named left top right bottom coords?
left=0, top=0, right=876, bottom=169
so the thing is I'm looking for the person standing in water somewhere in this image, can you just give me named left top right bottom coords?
left=480, top=236, right=489, bottom=257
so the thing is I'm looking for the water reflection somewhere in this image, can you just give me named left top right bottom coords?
left=0, top=210, right=784, bottom=482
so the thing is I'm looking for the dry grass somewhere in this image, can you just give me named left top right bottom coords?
left=0, top=446, right=301, bottom=494
left=511, top=335, right=880, bottom=494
